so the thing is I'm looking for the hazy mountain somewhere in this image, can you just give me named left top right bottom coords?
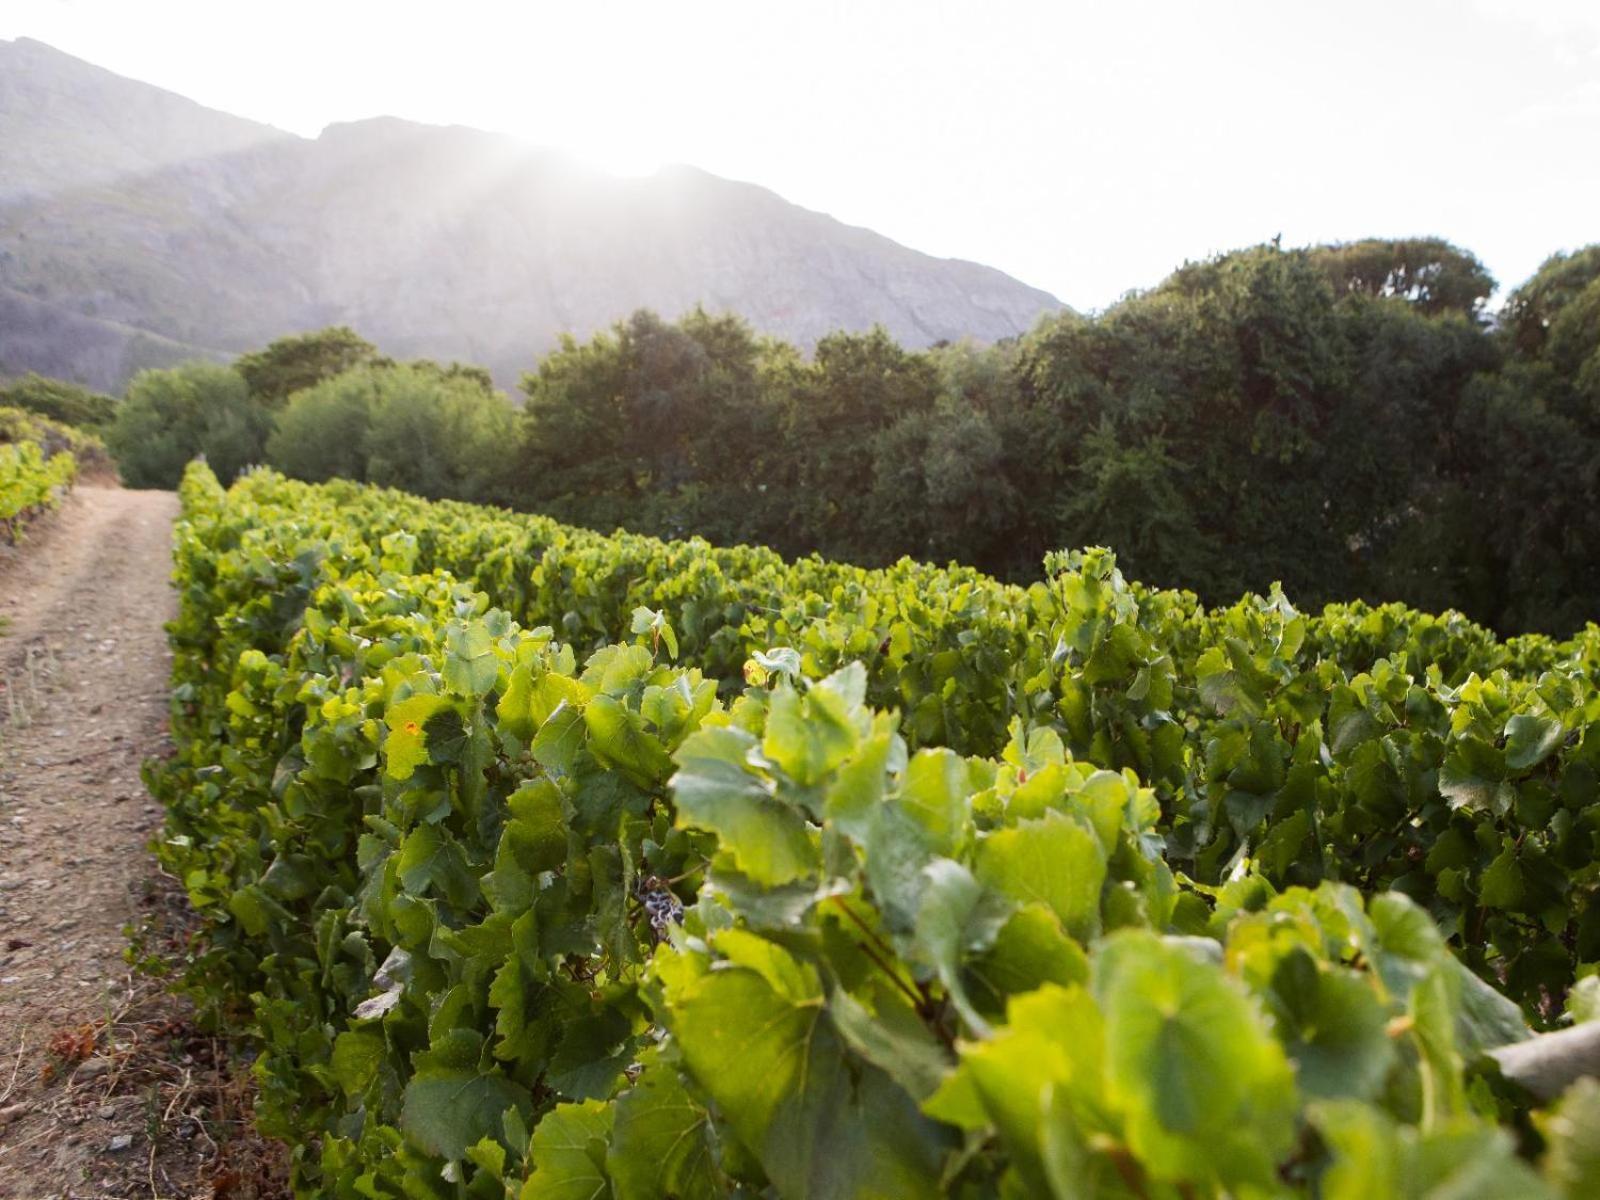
left=0, top=38, right=1065, bottom=391
left=0, top=37, right=291, bottom=201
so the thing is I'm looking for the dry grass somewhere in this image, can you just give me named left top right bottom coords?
left=0, top=873, right=289, bottom=1200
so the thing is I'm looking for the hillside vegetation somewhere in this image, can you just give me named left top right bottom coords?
left=0, top=404, right=88, bottom=537
left=0, top=372, right=117, bottom=431
left=111, top=237, right=1600, bottom=636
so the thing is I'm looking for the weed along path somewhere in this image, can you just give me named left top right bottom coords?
left=0, top=485, right=183, bottom=1195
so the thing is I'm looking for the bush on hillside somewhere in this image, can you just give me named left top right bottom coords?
left=0, top=373, right=118, bottom=431
left=267, top=362, right=516, bottom=501
left=108, top=363, right=270, bottom=488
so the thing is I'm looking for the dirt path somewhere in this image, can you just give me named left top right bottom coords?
left=0, top=486, right=182, bottom=1195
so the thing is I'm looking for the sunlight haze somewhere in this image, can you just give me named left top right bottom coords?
left=3, top=0, right=1598, bottom=308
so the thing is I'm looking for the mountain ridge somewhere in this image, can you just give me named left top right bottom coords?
left=0, top=37, right=1065, bottom=391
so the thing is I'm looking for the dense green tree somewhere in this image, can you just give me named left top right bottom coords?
left=921, top=340, right=1037, bottom=573
left=484, top=247, right=1596, bottom=632
left=866, top=388, right=1020, bottom=567
left=363, top=369, right=517, bottom=501
left=1441, top=371, right=1592, bottom=632
left=515, top=308, right=778, bottom=542
left=1020, top=246, right=1357, bottom=597
left=261, top=371, right=375, bottom=484
left=267, top=363, right=516, bottom=502
left=409, top=359, right=496, bottom=392
left=236, top=326, right=381, bottom=409
left=1329, top=295, right=1501, bottom=613
left=1500, top=246, right=1600, bottom=359
left=1454, top=245, right=1600, bottom=632
left=108, top=363, right=269, bottom=487
left=765, top=326, right=942, bottom=561
left=1309, top=237, right=1495, bottom=318
left=0, top=373, right=117, bottom=430
left=184, top=238, right=1600, bottom=636
left=1016, top=245, right=1530, bottom=620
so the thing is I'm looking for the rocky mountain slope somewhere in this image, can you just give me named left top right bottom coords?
left=0, top=38, right=1064, bottom=391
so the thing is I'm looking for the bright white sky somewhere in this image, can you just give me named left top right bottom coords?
left=4, top=0, right=1598, bottom=309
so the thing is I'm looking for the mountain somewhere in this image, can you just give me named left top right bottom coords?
left=0, top=37, right=291, bottom=202
left=0, top=38, right=1065, bottom=392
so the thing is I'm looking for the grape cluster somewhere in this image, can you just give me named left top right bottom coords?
left=639, top=881, right=684, bottom=941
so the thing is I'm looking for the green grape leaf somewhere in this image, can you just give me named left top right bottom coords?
left=975, top=813, right=1106, bottom=945
left=548, top=1009, right=635, bottom=1102
left=898, top=748, right=970, bottom=855
left=1095, top=930, right=1297, bottom=1187
left=606, top=1065, right=726, bottom=1200
left=585, top=694, right=672, bottom=785
left=672, top=726, right=818, bottom=885
left=630, top=606, right=679, bottom=660
left=397, top=823, right=480, bottom=908
left=533, top=700, right=588, bottom=775
left=384, top=693, right=448, bottom=780
left=1439, top=742, right=1513, bottom=816
left=828, top=987, right=952, bottom=1101
left=823, top=720, right=901, bottom=842
left=761, top=666, right=865, bottom=787
left=498, top=665, right=587, bottom=743
left=1316, top=1101, right=1555, bottom=1200
left=522, top=1099, right=614, bottom=1200
left=1504, top=713, right=1563, bottom=771
left=401, top=1066, right=531, bottom=1161
left=939, top=984, right=1103, bottom=1191
left=330, top=1029, right=386, bottom=1098
left=664, top=955, right=949, bottom=1199
left=1480, top=845, right=1526, bottom=910
left=1269, top=951, right=1395, bottom=1101
left=467, top=1135, right=508, bottom=1181
left=444, top=622, right=501, bottom=695
left=1540, top=1077, right=1600, bottom=1198
left=911, top=857, right=1008, bottom=1034
left=1566, top=976, right=1600, bottom=1024
left=962, top=902, right=1090, bottom=1017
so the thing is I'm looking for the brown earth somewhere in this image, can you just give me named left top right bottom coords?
left=0, top=486, right=285, bottom=1199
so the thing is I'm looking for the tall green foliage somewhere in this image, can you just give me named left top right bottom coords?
left=77, top=239, right=1600, bottom=637
left=267, top=363, right=516, bottom=502
left=236, top=326, right=382, bottom=409
left=515, top=309, right=778, bottom=542
left=507, top=240, right=1598, bottom=635
left=1453, top=249, right=1600, bottom=633
left=108, top=362, right=270, bottom=487
left=1308, top=237, right=1496, bottom=317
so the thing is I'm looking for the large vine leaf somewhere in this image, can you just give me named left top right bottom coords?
left=663, top=949, right=949, bottom=1199
left=606, top=1064, right=727, bottom=1200
left=974, top=812, right=1106, bottom=944
left=522, top=1100, right=614, bottom=1200
left=671, top=725, right=818, bottom=885
left=584, top=694, right=672, bottom=786
left=401, top=1066, right=532, bottom=1161
left=1094, top=931, right=1297, bottom=1188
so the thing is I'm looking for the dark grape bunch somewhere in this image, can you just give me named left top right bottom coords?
left=636, top=876, right=684, bottom=941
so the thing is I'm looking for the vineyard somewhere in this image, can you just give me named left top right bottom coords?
left=151, top=463, right=1600, bottom=1198
left=0, top=406, right=85, bottom=539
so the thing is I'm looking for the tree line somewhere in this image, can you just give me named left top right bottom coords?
left=49, top=236, right=1600, bottom=636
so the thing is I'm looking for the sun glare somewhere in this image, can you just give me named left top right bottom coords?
left=561, top=141, right=665, bottom=179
